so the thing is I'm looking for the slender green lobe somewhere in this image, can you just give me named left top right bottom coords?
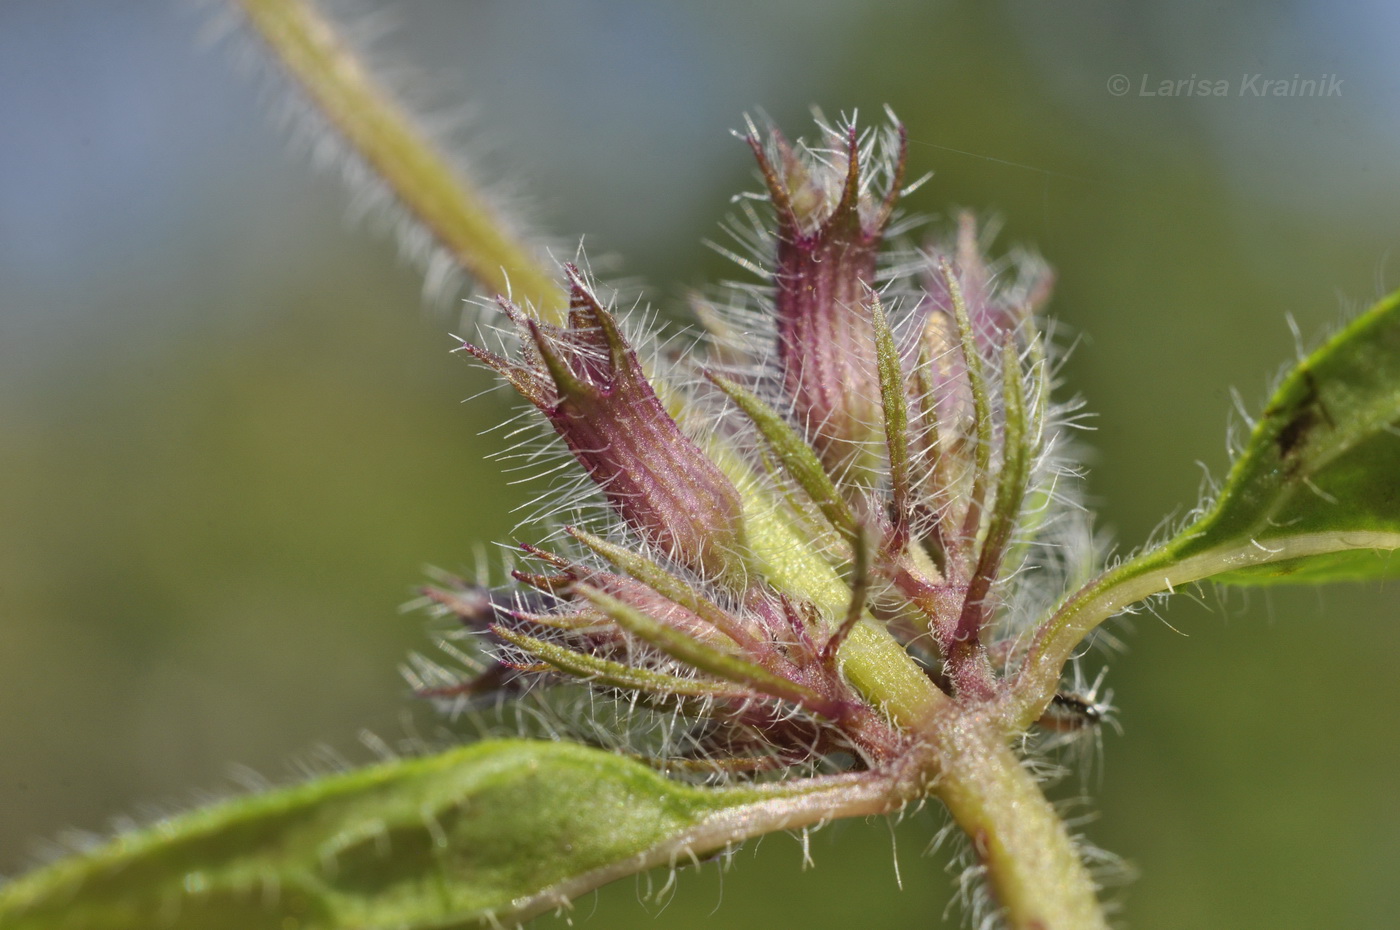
left=871, top=294, right=912, bottom=540
left=575, top=585, right=827, bottom=711
left=493, top=626, right=756, bottom=700
left=707, top=372, right=859, bottom=543
left=0, top=741, right=863, bottom=930
left=986, top=339, right=1034, bottom=567
left=945, top=260, right=994, bottom=541
left=958, top=338, right=1032, bottom=636
left=566, top=526, right=762, bottom=647
left=825, top=524, right=873, bottom=660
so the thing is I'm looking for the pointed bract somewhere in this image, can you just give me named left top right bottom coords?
left=467, top=266, right=750, bottom=581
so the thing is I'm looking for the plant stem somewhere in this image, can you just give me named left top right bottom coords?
left=927, top=714, right=1109, bottom=930
left=839, top=619, right=950, bottom=725
left=236, top=0, right=566, bottom=321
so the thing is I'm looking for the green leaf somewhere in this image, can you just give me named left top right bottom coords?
left=0, top=740, right=851, bottom=930
left=1009, top=291, right=1400, bottom=731
left=1165, top=289, right=1400, bottom=583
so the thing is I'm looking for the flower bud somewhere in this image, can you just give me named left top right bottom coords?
left=462, top=266, right=749, bottom=580
left=748, top=120, right=906, bottom=481
left=921, top=213, right=1053, bottom=353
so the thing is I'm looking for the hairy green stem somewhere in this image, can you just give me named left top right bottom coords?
left=926, top=714, right=1108, bottom=930
left=237, top=0, right=565, bottom=320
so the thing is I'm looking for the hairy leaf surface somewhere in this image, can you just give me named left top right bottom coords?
left=1166, top=289, right=1400, bottom=582
left=0, top=740, right=815, bottom=930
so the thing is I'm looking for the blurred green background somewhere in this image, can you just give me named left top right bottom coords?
left=3, top=1, right=1400, bottom=927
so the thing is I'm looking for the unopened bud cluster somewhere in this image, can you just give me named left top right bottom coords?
left=418, top=116, right=1081, bottom=773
